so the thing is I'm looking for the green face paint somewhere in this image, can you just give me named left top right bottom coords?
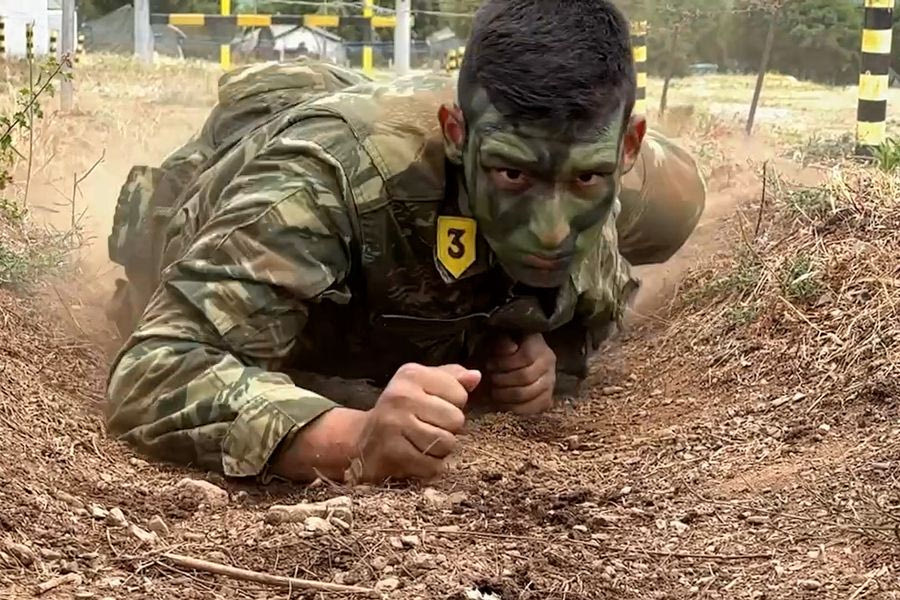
left=460, top=93, right=626, bottom=288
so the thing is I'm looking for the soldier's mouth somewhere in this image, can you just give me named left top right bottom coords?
left=521, top=252, right=572, bottom=270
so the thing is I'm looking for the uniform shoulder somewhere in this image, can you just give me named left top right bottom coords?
left=306, top=73, right=457, bottom=203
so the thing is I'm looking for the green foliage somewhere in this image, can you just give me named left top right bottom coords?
left=872, top=138, right=900, bottom=174
left=0, top=58, right=77, bottom=290
left=726, top=303, right=759, bottom=327
left=785, top=187, right=834, bottom=220
left=781, top=254, right=822, bottom=304
left=686, top=250, right=762, bottom=305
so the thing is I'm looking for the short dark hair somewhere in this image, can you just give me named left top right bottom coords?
left=458, top=0, right=636, bottom=126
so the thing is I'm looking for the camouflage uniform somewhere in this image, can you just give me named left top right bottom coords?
left=105, top=58, right=706, bottom=480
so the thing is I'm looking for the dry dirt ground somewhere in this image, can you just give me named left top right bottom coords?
left=0, top=58, right=898, bottom=599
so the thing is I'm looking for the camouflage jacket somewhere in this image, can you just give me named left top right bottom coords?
left=106, top=59, right=705, bottom=480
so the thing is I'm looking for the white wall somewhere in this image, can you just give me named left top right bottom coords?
left=0, top=1, right=75, bottom=58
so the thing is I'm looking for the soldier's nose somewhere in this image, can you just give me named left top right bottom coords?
left=536, top=221, right=571, bottom=249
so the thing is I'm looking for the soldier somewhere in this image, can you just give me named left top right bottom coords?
left=105, top=0, right=706, bottom=484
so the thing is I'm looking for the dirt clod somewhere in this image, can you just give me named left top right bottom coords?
left=798, top=579, right=822, bottom=590
left=3, top=541, right=36, bottom=566
left=265, top=496, right=352, bottom=524
left=175, top=478, right=229, bottom=508
left=304, top=516, right=332, bottom=533
left=375, top=576, right=400, bottom=592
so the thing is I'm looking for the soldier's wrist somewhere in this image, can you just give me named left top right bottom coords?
left=269, top=407, right=368, bottom=482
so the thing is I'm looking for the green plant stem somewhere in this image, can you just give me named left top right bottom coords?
left=0, top=61, right=64, bottom=143
left=23, top=60, right=35, bottom=207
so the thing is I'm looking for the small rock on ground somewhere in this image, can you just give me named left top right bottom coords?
left=148, top=515, right=170, bottom=537
left=375, top=577, right=400, bottom=592
left=106, top=508, right=128, bottom=528
left=176, top=478, right=229, bottom=508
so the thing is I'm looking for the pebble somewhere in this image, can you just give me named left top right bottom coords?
left=400, top=534, right=421, bottom=548
left=572, top=525, right=588, bottom=533
left=371, top=556, right=389, bottom=571
left=101, top=577, right=125, bottom=589
left=303, top=516, right=332, bottom=533
left=331, top=517, right=351, bottom=532
left=40, top=548, right=63, bottom=560
left=619, top=486, right=633, bottom=496
left=148, top=515, right=170, bottom=537
left=73, top=591, right=95, bottom=599
left=818, top=423, right=831, bottom=433
left=745, top=515, right=769, bottom=525
left=389, top=536, right=404, bottom=549
left=176, top=478, right=229, bottom=508
left=89, top=505, right=108, bottom=520
left=375, top=577, right=400, bottom=592
left=448, top=491, right=468, bottom=505
left=423, top=488, right=447, bottom=506
left=872, top=462, right=891, bottom=471
left=106, top=508, right=128, bottom=528
left=129, top=524, right=158, bottom=545
left=265, top=496, right=352, bottom=524
left=129, top=457, right=149, bottom=468
left=601, top=386, right=625, bottom=396
left=798, top=579, right=822, bottom=590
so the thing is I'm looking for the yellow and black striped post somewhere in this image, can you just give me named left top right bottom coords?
left=857, top=0, right=894, bottom=154
left=0, top=19, right=5, bottom=60
left=446, top=47, right=463, bottom=73
left=363, top=0, right=375, bottom=75
left=220, top=0, right=232, bottom=70
left=25, top=23, right=34, bottom=61
left=49, top=29, right=58, bottom=59
left=150, top=12, right=395, bottom=71
left=633, top=20, right=648, bottom=116
left=76, top=33, right=85, bottom=63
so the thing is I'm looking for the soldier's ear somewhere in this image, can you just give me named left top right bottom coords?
left=620, top=114, right=647, bottom=175
left=439, top=103, right=466, bottom=164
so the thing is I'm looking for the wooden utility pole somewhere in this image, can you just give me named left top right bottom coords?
left=746, top=2, right=785, bottom=135
left=61, top=0, right=74, bottom=111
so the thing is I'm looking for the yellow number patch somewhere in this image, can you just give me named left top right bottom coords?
left=437, top=216, right=477, bottom=279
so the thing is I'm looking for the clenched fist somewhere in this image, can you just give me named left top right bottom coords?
left=483, top=333, right=556, bottom=415
left=347, top=363, right=481, bottom=483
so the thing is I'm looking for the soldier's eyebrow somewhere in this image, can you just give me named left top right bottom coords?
left=567, top=142, right=620, bottom=174
left=478, top=134, right=540, bottom=167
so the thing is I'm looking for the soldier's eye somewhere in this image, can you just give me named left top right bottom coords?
left=490, top=168, right=530, bottom=190
left=576, top=173, right=601, bottom=186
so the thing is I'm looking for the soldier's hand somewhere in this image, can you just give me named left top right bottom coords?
left=485, top=333, right=556, bottom=415
left=350, top=363, right=481, bottom=483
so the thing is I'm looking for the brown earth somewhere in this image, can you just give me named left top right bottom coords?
left=1, top=65, right=898, bottom=599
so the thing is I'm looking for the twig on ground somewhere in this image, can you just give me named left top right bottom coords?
left=847, top=566, right=888, bottom=600
left=36, top=573, right=81, bottom=595
left=375, top=528, right=774, bottom=561
left=754, top=160, right=768, bottom=239
left=160, top=552, right=377, bottom=596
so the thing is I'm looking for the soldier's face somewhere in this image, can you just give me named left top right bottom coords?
left=442, top=95, right=645, bottom=288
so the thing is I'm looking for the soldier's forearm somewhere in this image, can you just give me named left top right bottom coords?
left=106, top=337, right=337, bottom=479
left=269, top=407, right=368, bottom=482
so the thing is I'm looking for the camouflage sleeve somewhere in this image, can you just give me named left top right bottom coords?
left=106, top=120, right=357, bottom=480
left=617, top=129, right=707, bottom=266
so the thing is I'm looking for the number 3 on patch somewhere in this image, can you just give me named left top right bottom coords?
left=437, top=216, right=477, bottom=278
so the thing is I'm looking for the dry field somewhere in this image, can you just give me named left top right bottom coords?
left=0, top=55, right=898, bottom=599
